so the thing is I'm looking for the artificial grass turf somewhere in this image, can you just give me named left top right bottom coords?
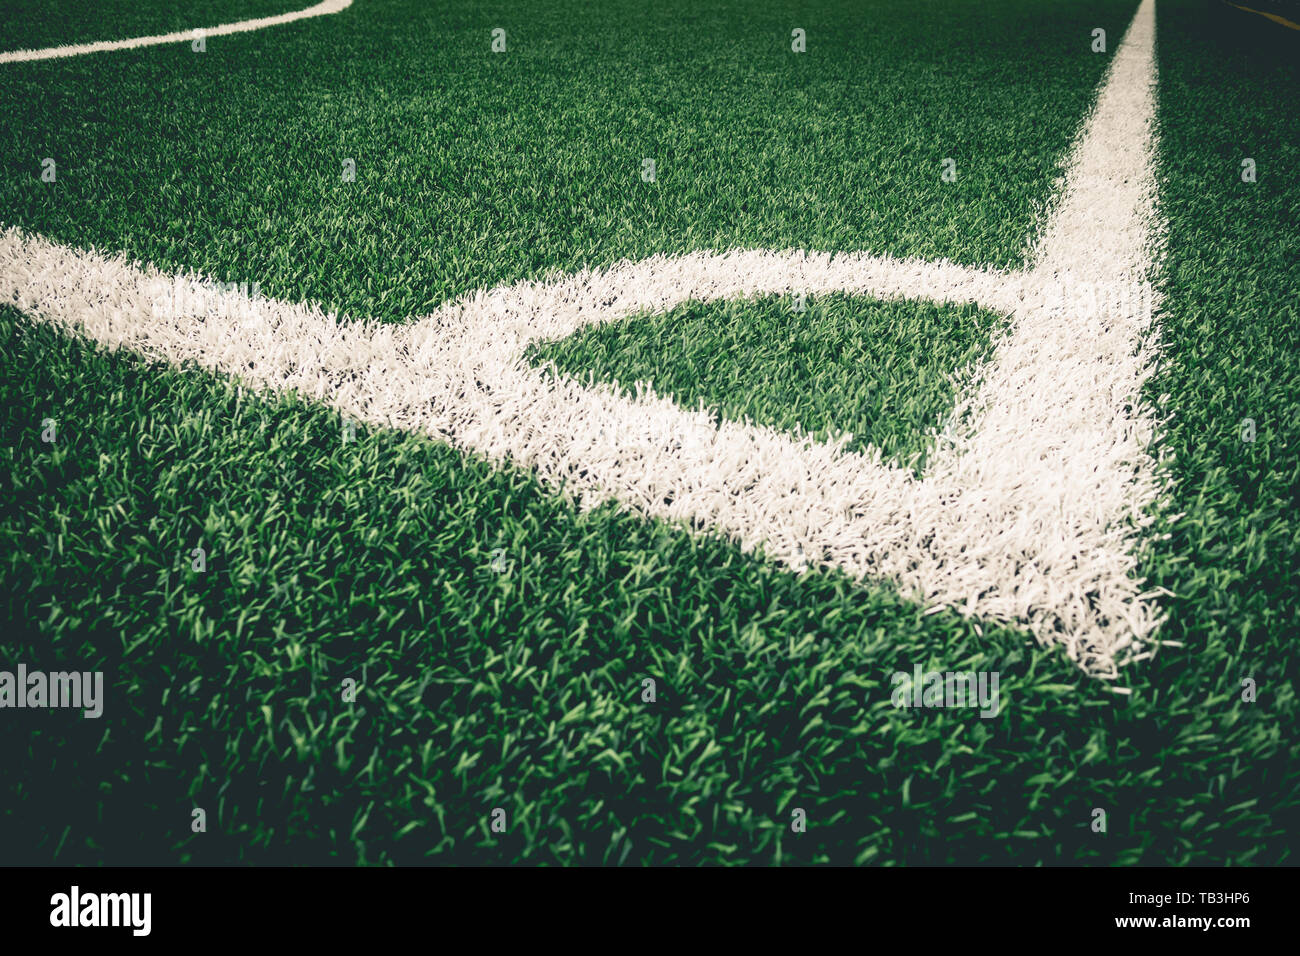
left=529, top=293, right=1005, bottom=471
left=0, top=0, right=301, bottom=54
left=0, top=0, right=1139, bottom=324
left=0, top=303, right=1110, bottom=866
left=0, top=0, right=1297, bottom=866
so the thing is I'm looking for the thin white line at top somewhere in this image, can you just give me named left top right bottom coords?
left=0, top=0, right=353, bottom=64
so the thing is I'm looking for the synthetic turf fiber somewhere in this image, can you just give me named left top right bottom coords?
left=0, top=0, right=1296, bottom=865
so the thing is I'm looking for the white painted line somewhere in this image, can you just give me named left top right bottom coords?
left=0, top=0, right=1168, bottom=676
left=0, top=0, right=353, bottom=64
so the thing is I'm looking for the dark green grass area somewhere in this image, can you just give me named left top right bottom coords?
left=1127, top=0, right=1300, bottom=854
left=529, top=293, right=1004, bottom=470
left=0, top=0, right=1297, bottom=866
left=0, top=305, right=1058, bottom=866
left=0, top=0, right=1137, bottom=323
left=0, top=0, right=298, bottom=53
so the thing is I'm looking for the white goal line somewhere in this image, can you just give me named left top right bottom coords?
left=0, top=0, right=1169, bottom=676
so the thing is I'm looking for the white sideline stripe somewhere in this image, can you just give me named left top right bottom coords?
left=0, top=0, right=1167, bottom=676
left=0, top=0, right=353, bottom=64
